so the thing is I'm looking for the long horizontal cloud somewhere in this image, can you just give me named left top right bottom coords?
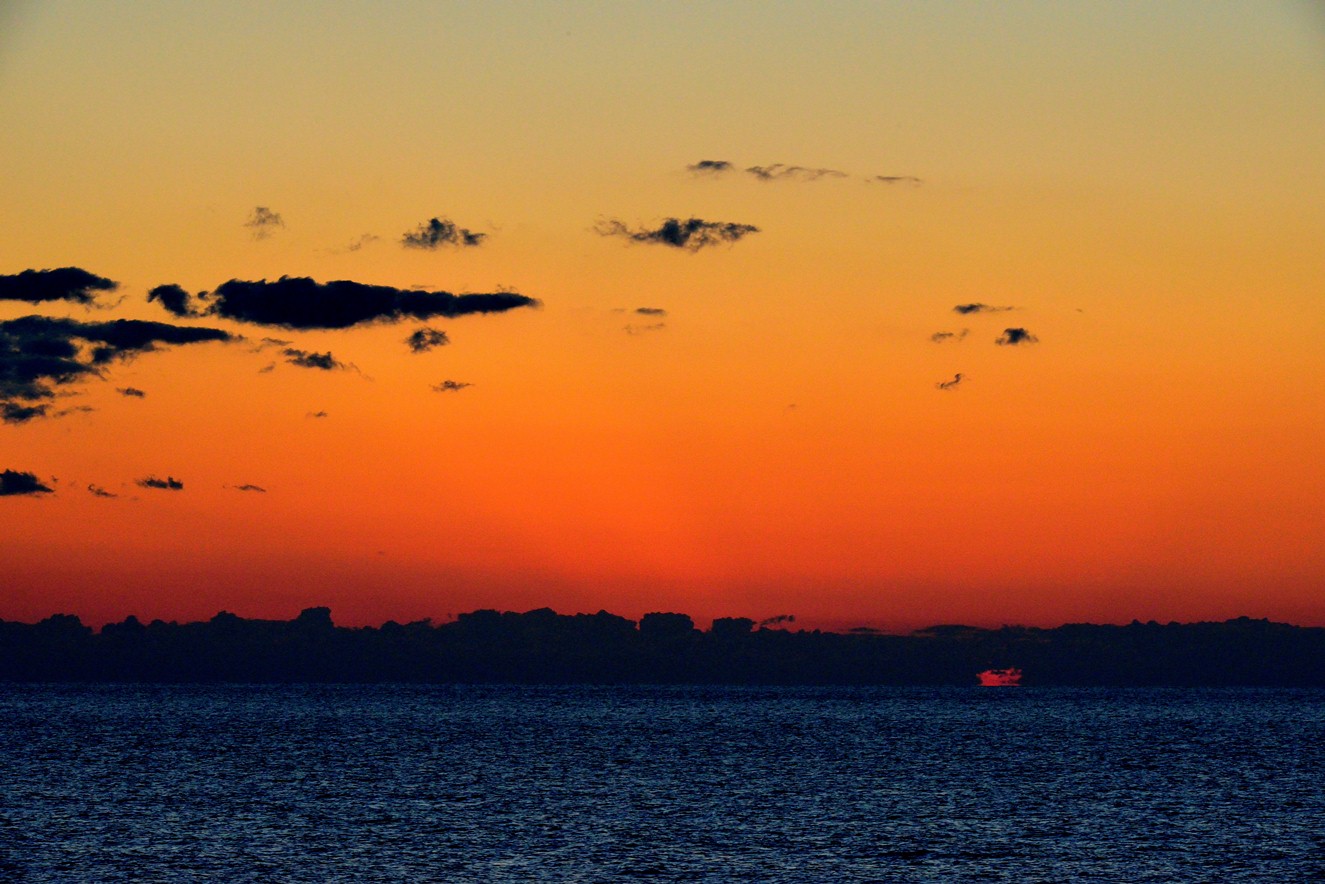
left=953, top=303, right=1015, bottom=315
left=595, top=217, right=759, bottom=251
left=0, top=267, right=118, bottom=305
left=746, top=163, right=848, bottom=182
left=687, top=160, right=920, bottom=185
left=155, top=277, right=538, bottom=330
left=1, top=469, right=53, bottom=496
left=1, top=315, right=231, bottom=423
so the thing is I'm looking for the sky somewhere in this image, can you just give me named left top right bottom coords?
left=2, top=1, right=1324, bottom=632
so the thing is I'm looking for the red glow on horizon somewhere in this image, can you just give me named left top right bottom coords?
left=977, top=668, right=1023, bottom=686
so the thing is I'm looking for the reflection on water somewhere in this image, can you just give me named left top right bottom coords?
left=2, top=685, right=1322, bottom=882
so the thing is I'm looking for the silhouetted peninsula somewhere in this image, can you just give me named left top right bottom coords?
left=2, top=608, right=1322, bottom=686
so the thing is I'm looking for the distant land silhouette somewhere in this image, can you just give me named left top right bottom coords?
left=3, top=608, right=1322, bottom=686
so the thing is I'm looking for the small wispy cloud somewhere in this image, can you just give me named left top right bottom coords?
left=117, top=387, right=147, bottom=398
left=282, top=348, right=353, bottom=371
left=244, top=206, right=284, bottom=240
left=335, top=234, right=381, bottom=254
left=953, top=303, right=1015, bottom=315
left=746, top=163, right=848, bottom=182
left=634, top=307, right=668, bottom=317
left=137, top=475, right=183, bottom=490
left=401, top=217, right=486, bottom=249
left=995, top=328, right=1038, bottom=346
left=930, top=329, right=968, bottom=343
left=231, top=483, right=267, bottom=493
left=625, top=323, right=666, bottom=335
left=431, top=380, right=472, bottom=393
left=405, top=327, right=450, bottom=353
left=936, top=373, right=965, bottom=391
left=87, top=484, right=117, bottom=498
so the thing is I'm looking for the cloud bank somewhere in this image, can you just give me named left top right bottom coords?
left=1, top=315, right=232, bottom=423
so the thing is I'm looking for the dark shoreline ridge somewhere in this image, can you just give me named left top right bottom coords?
left=3, top=607, right=1323, bottom=686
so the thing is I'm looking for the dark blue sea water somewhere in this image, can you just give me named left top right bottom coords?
left=1, top=685, right=1322, bottom=882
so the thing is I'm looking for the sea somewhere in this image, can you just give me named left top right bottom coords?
left=1, top=684, right=1322, bottom=882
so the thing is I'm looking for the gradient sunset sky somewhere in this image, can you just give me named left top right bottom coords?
left=3, top=1, right=1323, bottom=631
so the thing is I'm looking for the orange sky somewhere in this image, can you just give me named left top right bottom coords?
left=2, top=2, right=1324, bottom=631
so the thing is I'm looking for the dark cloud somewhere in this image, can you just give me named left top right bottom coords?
left=953, top=303, right=1014, bottom=315
left=595, top=217, right=760, bottom=251
left=199, top=276, right=537, bottom=330
left=634, top=307, right=668, bottom=317
left=0, top=267, right=118, bottom=305
left=1, top=469, right=53, bottom=496
left=1, top=315, right=231, bottom=423
left=686, top=160, right=733, bottom=174
left=137, top=475, right=183, bottom=490
left=282, top=348, right=350, bottom=371
left=232, top=484, right=267, bottom=493
left=244, top=206, right=284, bottom=240
left=431, top=380, right=472, bottom=393
left=147, top=283, right=195, bottom=318
left=307, top=410, right=329, bottom=418
left=3, top=403, right=49, bottom=423
left=87, top=484, right=117, bottom=498
left=406, top=327, right=450, bottom=353
left=401, top=217, right=486, bottom=249
left=746, top=164, right=848, bottom=182
left=117, top=387, right=146, bottom=398
left=625, top=323, right=666, bottom=335
left=995, top=328, right=1039, bottom=346
left=936, top=373, right=965, bottom=391
left=759, top=614, right=796, bottom=628
left=868, top=175, right=922, bottom=185
left=930, top=329, right=968, bottom=343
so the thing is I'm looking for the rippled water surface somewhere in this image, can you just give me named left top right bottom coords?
left=2, top=685, right=1323, bottom=881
